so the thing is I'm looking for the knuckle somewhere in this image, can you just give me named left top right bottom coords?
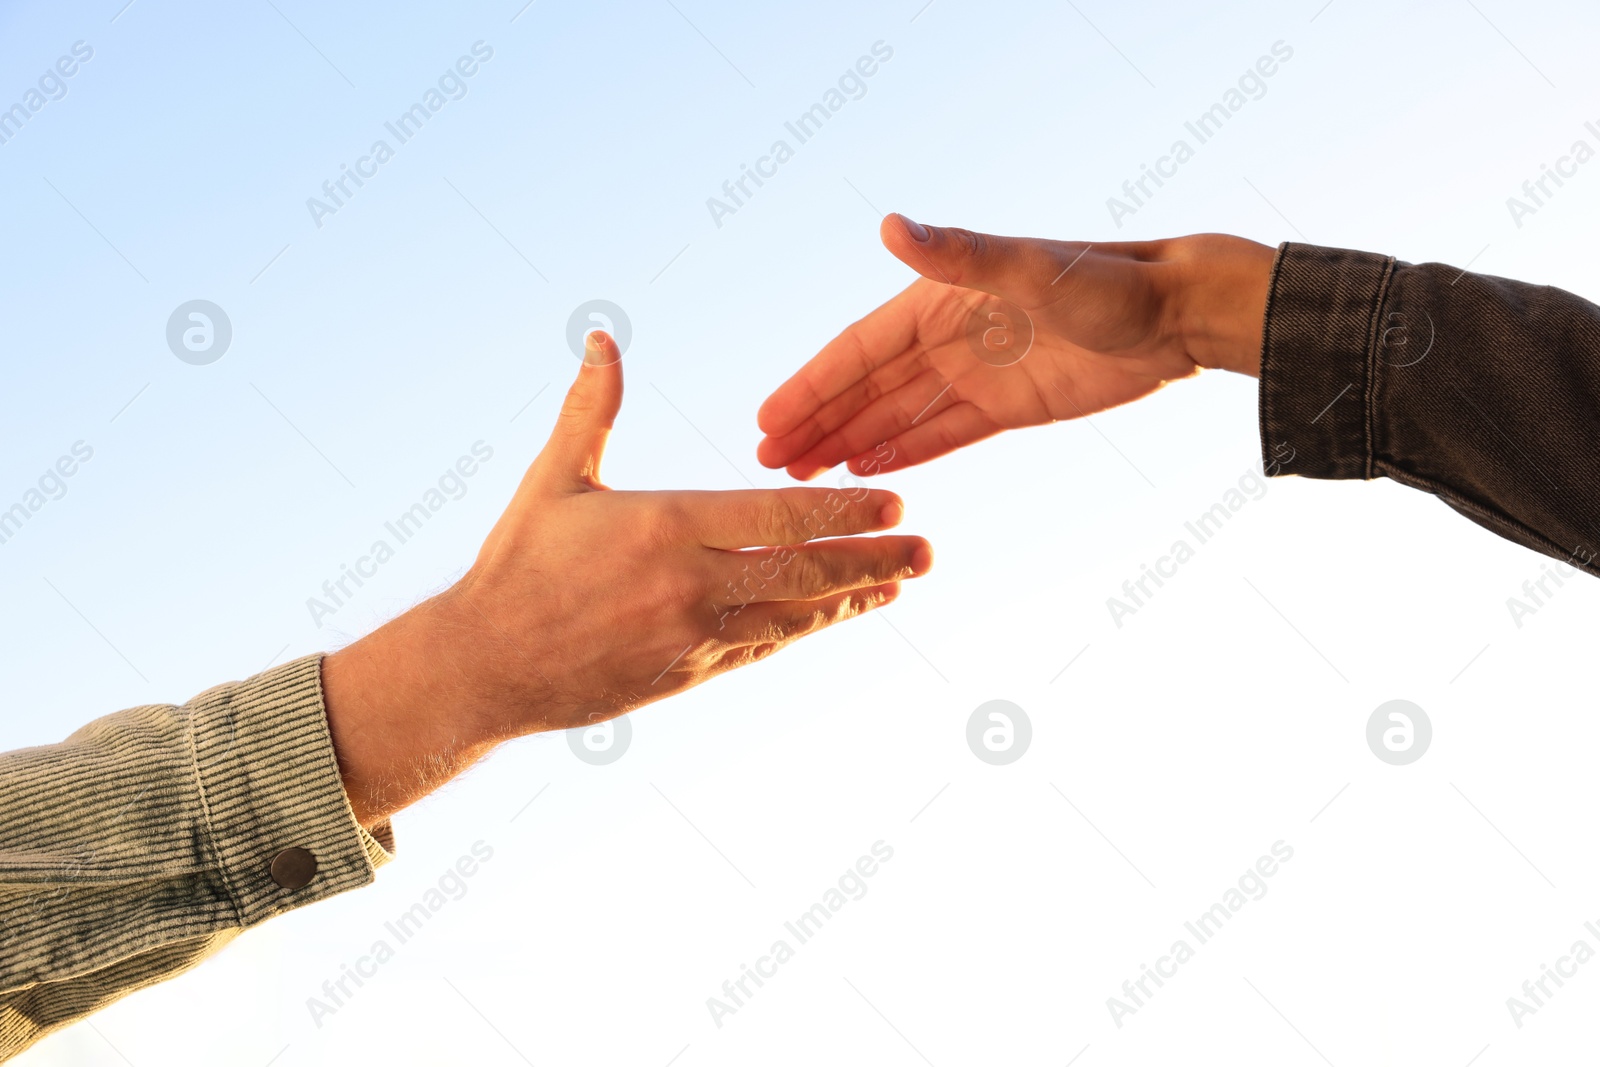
left=747, top=640, right=782, bottom=665
left=716, top=641, right=777, bottom=672
left=760, top=614, right=796, bottom=644
left=787, top=550, right=832, bottom=597
left=872, top=544, right=913, bottom=583
left=759, top=495, right=809, bottom=545
left=950, top=227, right=986, bottom=258
left=557, top=385, right=595, bottom=423
left=768, top=607, right=822, bottom=645
left=825, top=596, right=860, bottom=627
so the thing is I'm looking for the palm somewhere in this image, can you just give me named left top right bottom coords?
left=758, top=250, right=1194, bottom=479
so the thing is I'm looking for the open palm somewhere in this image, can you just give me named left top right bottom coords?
left=757, top=216, right=1204, bottom=479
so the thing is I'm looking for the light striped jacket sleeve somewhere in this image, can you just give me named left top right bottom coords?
left=0, top=654, right=393, bottom=1061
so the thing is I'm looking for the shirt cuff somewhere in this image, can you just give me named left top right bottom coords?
left=1258, top=241, right=1397, bottom=480
left=190, top=653, right=394, bottom=929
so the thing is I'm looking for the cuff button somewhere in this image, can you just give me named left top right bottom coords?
left=270, top=847, right=318, bottom=890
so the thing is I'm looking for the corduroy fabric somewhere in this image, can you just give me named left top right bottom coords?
left=1260, top=241, right=1600, bottom=577
left=0, top=654, right=391, bottom=1061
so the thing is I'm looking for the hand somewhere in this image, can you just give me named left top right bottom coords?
left=756, top=216, right=1275, bottom=479
left=323, top=331, right=932, bottom=825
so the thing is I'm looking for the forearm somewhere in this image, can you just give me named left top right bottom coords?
left=1252, top=241, right=1600, bottom=574
left=0, top=659, right=389, bottom=1059
left=1154, top=232, right=1600, bottom=571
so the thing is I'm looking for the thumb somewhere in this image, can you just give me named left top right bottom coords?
left=536, top=330, right=623, bottom=488
left=879, top=213, right=1064, bottom=303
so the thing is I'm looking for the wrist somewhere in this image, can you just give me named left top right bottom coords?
left=320, top=587, right=503, bottom=827
left=1168, top=234, right=1277, bottom=377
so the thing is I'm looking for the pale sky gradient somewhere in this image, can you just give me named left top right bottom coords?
left=3, top=1, right=1599, bottom=1064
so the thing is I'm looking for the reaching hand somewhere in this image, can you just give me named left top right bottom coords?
left=323, top=331, right=932, bottom=825
left=756, top=216, right=1274, bottom=479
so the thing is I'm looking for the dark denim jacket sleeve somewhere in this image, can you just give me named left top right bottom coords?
left=1258, top=241, right=1600, bottom=577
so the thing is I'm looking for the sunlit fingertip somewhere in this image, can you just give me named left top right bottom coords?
left=583, top=330, right=620, bottom=367
left=755, top=400, right=793, bottom=439
left=755, top=438, right=782, bottom=468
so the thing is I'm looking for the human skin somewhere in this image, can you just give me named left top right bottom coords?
left=323, top=331, right=933, bottom=827
left=755, top=214, right=1276, bottom=480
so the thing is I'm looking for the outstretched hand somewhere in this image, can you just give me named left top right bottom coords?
left=323, top=331, right=932, bottom=825
left=756, top=216, right=1273, bottom=479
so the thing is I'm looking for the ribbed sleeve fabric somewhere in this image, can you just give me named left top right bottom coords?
left=0, top=654, right=392, bottom=1060
left=1259, top=241, right=1600, bottom=577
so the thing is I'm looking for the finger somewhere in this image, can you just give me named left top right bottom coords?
left=880, top=213, right=1073, bottom=303
left=755, top=287, right=922, bottom=442
left=755, top=349, right=932, bottom=471
left=535, top=331, right=623, bottom=487
left=677, top=487, right=906, bottom=550
left=841, top=402, right=1002, bottom=477
left=778, top=367, right=960, bottom=480
left=717, top=535, right=932, bottom=604
left=712, top=581, right=901, bottom=646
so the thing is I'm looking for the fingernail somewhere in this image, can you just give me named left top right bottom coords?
left=584, top=330, right=610, bottom=366
left=878, top=497, right=904, bottom=526
left=911, top=542, right=934, bottom=576
left=896, top=213, right=930, bottom=242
